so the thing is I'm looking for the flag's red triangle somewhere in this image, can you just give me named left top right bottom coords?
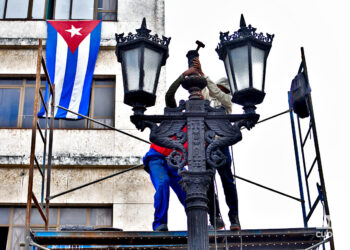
left=48, top=20, right=101, bottom=54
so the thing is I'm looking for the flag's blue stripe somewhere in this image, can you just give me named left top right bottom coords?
left=38, top=22, right=57, bottom=117
left=78, top=22, right=102, bottom=118
left=55, top=47, right=78, bottom=118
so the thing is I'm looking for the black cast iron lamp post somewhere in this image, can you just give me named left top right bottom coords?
left=116, top=16, right=273, bottom=250
left=216, top=14, right=274, bottom=114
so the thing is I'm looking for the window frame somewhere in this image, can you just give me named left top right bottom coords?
left=89, top=78, right=115, bottom=129
left=0, top=206, right=113, bottom=249
left=53, top=0, right=118, bottom=21
left=0, top=75, right=116, bottom=130
left=0, top=77, right=45, bottom=128
left=94, top=0, right=118, bottom=21
left=0, top=0, right=118, bottom=21
left=1, top=0, right=48, bottom=20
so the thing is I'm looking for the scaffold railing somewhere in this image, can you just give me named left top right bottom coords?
left=25, top=38, right=55, bottom=249
left=24, top=41, right=333, bottom=250
left=289, top=47, right=334, bottom=250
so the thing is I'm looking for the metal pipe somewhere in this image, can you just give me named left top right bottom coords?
left=56, top=105, right=150, bottom=145
left=41, top=57, right=54, bottom=94
left=36, top=121, right=45, bottom=143
left=306, top=157, right=317, bottom=179
left=31, top=192, right=48, bottom=225
left=39, top=89, right=48, bottom=113
left=288, top=93, right=307, bottom=227
left=241, top=109, right=291, bottom=130
left=257, top=109, right=291, bottom=124
left=306, top=195, right=320, bottom=222
left=34, top=156, right=44, bottom=177
left=41, top=98, right=49, bottom=205
left=297, top=116, right=312, bottom=209
left=302, top=237, right=331, bottom=250
left=301, top=47, right=335, bottom=249
left=302, top=123, right=312, bottom=147
left=48, top=164, right=143, bottom=200
left=233, top=174, right=303, bottom=202
left=25, top=38, right=43, bottom=246
left=28, top=238, right=50, bottom=250
left=45, top=83, right=55, bottom=231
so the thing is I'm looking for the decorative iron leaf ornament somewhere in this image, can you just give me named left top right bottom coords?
left=148, top=119, right=187, bottom=169
left=115, top=18, right=171, bottom=47
left=216, top=14, right=274, bottom=60
left=204, top=104, right=243, bottom=168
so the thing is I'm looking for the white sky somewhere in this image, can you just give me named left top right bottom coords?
left=163, top=0, right=350, bottom=248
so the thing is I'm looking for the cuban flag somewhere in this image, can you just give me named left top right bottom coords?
left=38, top=20, right=102, bottom=119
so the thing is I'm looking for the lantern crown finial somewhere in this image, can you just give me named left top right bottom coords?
left=240, top=14, right=246, bottom=28
left=136, top=17, right=151, bottom=37
left=115, top=18, right=172, bottom=109
left=215, top=15, right=275, bottom=108
left=215, top=15, right=274, bottom=60
left=115, top=17, right=171, bottom=63
left=141, top=17, right=147, bottom=28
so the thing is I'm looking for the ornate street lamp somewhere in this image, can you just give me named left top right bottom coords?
left=115, top=18, right=171, bottom=114
left=116, top=16, right=273, bottom=250
left=216, top=14, right=274, bottom=113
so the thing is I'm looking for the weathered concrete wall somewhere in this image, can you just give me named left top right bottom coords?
left=0, top=0, right=165, bottom=231
left=0, top=129, right=149, bottom=165
left=0, top=0, right=167, bottom=165
left=0, top=0, right=165, bottom=46
left=0, top=166, right=154, bottom=230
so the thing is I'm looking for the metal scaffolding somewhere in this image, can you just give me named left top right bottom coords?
left=289, top=47, right=334, bottom=249
left=24, top=42, right=334, bottom=249
left=25, top=38, right=55, bottom=248
left=24, top=39, right=145, bottom=250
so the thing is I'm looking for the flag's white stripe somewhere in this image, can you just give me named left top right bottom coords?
left=66, top=34, right=91, bottom=119
left=53, top=34, right=68, bottom=117
left=47, top=96, right=51, bottom=118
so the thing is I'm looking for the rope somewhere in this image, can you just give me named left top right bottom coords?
left=230, top=146, right=243, bottom=250
left=213, top=176, right=218, bottom=250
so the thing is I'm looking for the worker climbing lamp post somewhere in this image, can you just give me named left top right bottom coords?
left=116, top=16, right=273, bottom=250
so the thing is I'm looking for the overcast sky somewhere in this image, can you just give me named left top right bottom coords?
left=163, top=0, right=349, bottom=248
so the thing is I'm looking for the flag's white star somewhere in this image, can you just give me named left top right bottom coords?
left=65, top=25, right=82, bottom=38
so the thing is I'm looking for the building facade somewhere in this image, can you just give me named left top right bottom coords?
left=0, top=1, right=167, bottom=248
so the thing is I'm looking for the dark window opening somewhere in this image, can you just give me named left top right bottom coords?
left=0, top=227, right=9, bottom=249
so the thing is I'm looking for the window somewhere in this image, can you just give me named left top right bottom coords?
left=0, top=0, right=117, bottom=20
left=0, top=77, right=115, bottom=129
left=0, top=0, right=47, bottom=20
left=0, top=227, right=8, bottom=250
left=0, top=78, right=46, bottom=128
left=96, top=0, right=117, bottom=21
left=89, top=79, right=115, bottom=129
left=0, top=206, right=112, bottom=249
left=54, top=0, right=117, bottom=20
left=55, top=78, right=115, bottom=129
